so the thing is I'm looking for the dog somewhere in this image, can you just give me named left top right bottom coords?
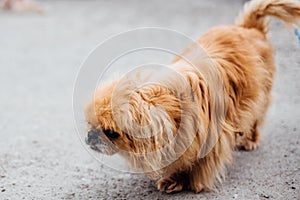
left=84, top=0, right=300, bottom=193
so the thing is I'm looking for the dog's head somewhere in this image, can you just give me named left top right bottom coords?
left=84, top=78, right=184, bottom=159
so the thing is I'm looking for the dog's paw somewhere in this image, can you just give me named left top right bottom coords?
left=157, top=177, right=183, bottom=193
left=235, top=130, right=260, bottom=151
left=190, top=182, right=204, bottom=193
left=237, top=139, right=259, bottom=151
left=242, top=140, right=259, bottom=151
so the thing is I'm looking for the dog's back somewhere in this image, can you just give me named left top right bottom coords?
left=173, top=0, right=300, bottom=151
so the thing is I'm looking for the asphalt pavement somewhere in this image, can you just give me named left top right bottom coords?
left=0, top=0, right=299, bottom=199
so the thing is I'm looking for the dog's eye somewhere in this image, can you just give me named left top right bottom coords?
left=103, top=130, right=120, bottom=139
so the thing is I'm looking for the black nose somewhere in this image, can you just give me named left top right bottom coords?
left=87, top=130, right=99, bottom=144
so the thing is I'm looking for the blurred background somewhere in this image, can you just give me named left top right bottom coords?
left=0, top=0, right=299, bottom=199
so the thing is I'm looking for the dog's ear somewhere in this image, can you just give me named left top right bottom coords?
left=113, top=84, right=180, bottom=144
left=110, top=83, right=184, bottom=172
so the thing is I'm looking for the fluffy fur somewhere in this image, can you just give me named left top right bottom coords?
left=85, top=0, right=300, bottom=193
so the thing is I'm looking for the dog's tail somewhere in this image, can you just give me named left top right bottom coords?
left=236, top=0, right=300, bottom=34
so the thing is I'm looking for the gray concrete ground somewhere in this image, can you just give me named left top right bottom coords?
left=0, top=0, right=299, bottom=199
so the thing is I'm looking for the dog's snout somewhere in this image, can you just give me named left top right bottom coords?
left=88, top=130, right=98, bottom=140
left=86, top=130, right=99, bottom=145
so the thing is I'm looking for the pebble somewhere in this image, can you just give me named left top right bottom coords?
left=260, top=194, right=269, bottom=199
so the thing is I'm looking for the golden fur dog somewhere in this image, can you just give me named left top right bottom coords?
left=85, top=0, right=300, bottom=193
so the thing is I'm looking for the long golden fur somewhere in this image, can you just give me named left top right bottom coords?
left=85, top=0, right=300, bottom=193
